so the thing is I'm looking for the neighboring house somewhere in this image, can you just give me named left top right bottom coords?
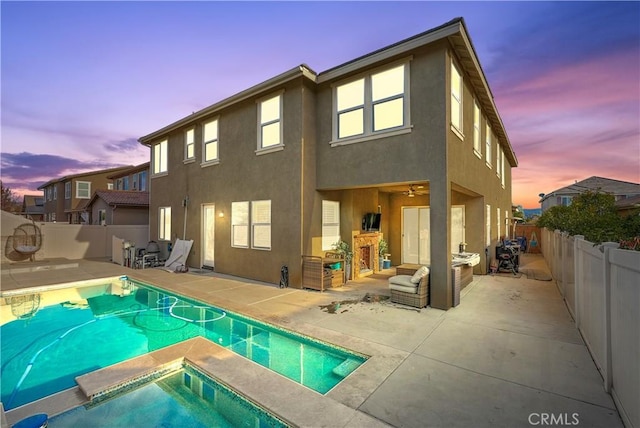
left=37, top=166, right=132, bottom=223
left=109, top=162, right=150, bottom=192
left=540, top=176, right=640, bottom=213
left=138, top=18, right=517, bottom=310
left=615, top=194, right=640, bottom=217
left=21, top=194, right=45, bottom=221
left=86, top=190, right=149, bottom=225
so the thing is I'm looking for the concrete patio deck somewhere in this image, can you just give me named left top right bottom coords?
left=1, top=254, right=623, bottom=427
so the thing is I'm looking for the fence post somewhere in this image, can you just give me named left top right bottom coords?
left=601, top=242, right=618, bottom=393
left=573, top=235, right=584, bottom=327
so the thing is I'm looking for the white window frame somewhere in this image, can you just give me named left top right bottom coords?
left=322, top=201, right=340, bottom=251
left=485, top=124, right=492, bottom=168
left=486, top=204, right=491, bottom=247
left=473, top=101, right=481, bottom=157
left=496, top=143, right=502, bottom=179
left=107, top=183, right=114, bottom=190
left=231, top=201, right=249, bottom=248
left=76, top=181, right=91, bottom=199
left=497, top=207, right=501, bottom=240
left=202, top=118, right=220, bottom=165
left=257, top=92, right=284, bottom=154
left=451, top=60, right=463, bottom=139
left=251, top=200, right=271, bottom=250
left=185, top=128, right=195, bottom=162
left=153, top=140, right=168, bottom=176
left=331, top=58, right=412, bottom=146
left=65, top=182, right=71, bottom=199
left=501, top=149, right=506, bottom=188
left=159, top=206, right=171, bottom=241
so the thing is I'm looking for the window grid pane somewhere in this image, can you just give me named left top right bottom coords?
left=338, top=109, right=364, bottom=138
left=337, top=79, right=365, bottom=111
left=204, top=120, right=219, bottom=161
left=372, top=65, right=404, bottom=101
left=261, top=122, right=281, bottom=147
left=260, top=96, right=280, bottom=124
left=251, top=200, right=271, bottom=249
left=373, top=98, right=404, bottom=131
left=185, top=129, right=195, bottom=159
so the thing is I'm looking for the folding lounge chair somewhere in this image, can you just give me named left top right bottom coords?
left=163, top=239, right=194, bottom=272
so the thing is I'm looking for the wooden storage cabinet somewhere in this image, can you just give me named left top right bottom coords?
left=302, top=255, right=345, bottom=291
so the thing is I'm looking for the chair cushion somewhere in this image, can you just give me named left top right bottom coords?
left=389, top=275, right=418, bottom=293
left=410, top=266, right=429, bottom=283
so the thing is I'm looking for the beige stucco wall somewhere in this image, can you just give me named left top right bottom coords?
left=1, top=211, right=148, bottom=263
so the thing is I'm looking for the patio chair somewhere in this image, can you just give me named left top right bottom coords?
left=12, top=222, right=42, bottom=261
left=163, top=239, right=194, bottom=272
left=388, top=265, right=430, bottom=308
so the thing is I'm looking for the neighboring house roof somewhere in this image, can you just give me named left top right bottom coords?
left=108, top=162, right=150, bottom=179
left=137, top=17, right=516, bottom=167
left=89, top=190, right=150, bottom=207
left=37, top=165, right=133, bottom=190
left=540, top=176, right=640, bottom=203
left=22, top=194, right=44, bottom=215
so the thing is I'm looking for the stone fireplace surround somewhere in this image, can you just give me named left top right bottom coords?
left=353, top=232, right=380, bottom=278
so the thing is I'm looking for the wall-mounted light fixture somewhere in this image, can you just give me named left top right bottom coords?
left=218, top=211, right=224, bottom=218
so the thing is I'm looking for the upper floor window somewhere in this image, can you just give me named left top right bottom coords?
left=47, top=187, right=52, bottom=201
left=334, top=61, right=410, bottom=143
left=65, top=182, right=71, bottom=199
left=501, top=149, right=505, bottom=188
left=107, top=183, right=114, bottom=190
left=203, top=118, right=219, bottom=163
left=185, top=128, right=195, bottom=161
left=451, top=61, right=463, bottom=136
left=473, top=101, right=481, bottom=156
left=257, top=93, right=283, bottom=152
left=122, top=177, right=129, bottom=190
left=53, top=186, right=57, bottom=200
left=139, top=171, right=147, bottom=191
left=485, top=124, right=492, bottom=168
left=76, top=181, right=91, bottom=199
left=159, top=206, right=171, bottom=240
left=132, top=174, right=138, bottom=190
left=153, top=140, right=168, bottom=175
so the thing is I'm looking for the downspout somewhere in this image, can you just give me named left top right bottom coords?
left=183, top=196, right=189, bottom=239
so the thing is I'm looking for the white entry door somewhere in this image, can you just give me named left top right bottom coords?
left=402, top=207, right=430, bottom=265
left=202, top=204, right=215, bottom=268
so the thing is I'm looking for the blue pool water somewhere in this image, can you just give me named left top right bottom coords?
left=1, top=278, right=366, bottom=410
left=48, top=364, right=289, bottom=427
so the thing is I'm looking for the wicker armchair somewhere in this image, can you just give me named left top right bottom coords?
left=389, top=265, right=430, bottom=308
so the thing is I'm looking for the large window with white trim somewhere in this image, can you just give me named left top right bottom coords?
left=185, top=128, right=195, bottom=161
left=258, top=93, right=282, bottom=151
left=485, top=124, right=492, bottom=168
left=232, top=201, right=249, bottom=248
left=334, top=61, right=410, bottom=142
left=451, top=61, right=463, bottom=135
left=159, top=206, right=171, bottom=241
left=203, top=119, right=219, bottom=163
left=251, top=200, right=271, bottom=250
left=473, top=101, right=481, bottom=155
left=501, top=149, right=506, bottom=187
left=65, top=182, right=71, bottom=199
left=322, top=201, right=340, bottom=251
left=153, top=140, right=168, bottom=175
left=76, top=181, right=91, bottom=199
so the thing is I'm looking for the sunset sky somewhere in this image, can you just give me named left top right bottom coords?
left=1, top=1, right=638, bottom=208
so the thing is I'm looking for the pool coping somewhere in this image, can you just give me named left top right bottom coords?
left=4, top=336, right=391, bottom=427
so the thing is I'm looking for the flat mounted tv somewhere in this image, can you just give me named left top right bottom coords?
left=362, top=213, right=381, bottom=232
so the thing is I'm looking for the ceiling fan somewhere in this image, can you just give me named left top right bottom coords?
left=403, top=184, right=427, bottom=198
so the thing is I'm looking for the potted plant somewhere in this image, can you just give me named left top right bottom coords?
left=332, top=240, right=353, bottom=281
left=378, top=238, right=389, bottom=270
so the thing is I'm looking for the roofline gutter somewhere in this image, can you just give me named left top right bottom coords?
left=139, top=65, right=317, bottom=145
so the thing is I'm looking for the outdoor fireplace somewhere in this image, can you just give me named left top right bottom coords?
left=353, top=232, right=380, bottom=278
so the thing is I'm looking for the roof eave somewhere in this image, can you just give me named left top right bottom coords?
left=139, top=65, right=317, bottom=145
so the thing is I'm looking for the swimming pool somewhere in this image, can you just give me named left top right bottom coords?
left=1, top=277, right=366, bottom=410
left=48, top=363, right=290, bottom=427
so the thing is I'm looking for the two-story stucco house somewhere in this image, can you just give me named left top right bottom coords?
left=37, top=166, right=132, bottom=223
left=139, top=18, right=517, bottom=310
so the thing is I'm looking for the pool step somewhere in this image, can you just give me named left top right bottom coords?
left=332, top=358, right=361, bottom=378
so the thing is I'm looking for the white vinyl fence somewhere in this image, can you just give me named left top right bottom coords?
left=542, top=228, right=640, bottom=428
